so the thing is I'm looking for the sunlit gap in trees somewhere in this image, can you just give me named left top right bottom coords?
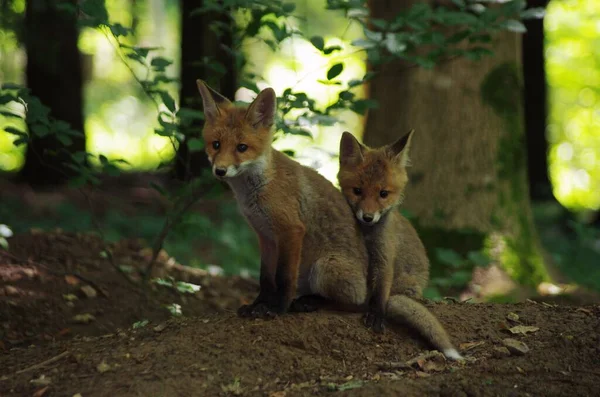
left=546, top=0, right=600, bottom=211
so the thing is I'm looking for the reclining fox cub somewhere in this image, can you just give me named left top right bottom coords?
left=196, top=80, right=462, bottom=360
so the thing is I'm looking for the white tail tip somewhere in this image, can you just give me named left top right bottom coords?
left=443, top=348, right=464, bottom=361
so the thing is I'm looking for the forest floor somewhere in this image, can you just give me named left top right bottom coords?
left=1, top=230, right=599, bottom=397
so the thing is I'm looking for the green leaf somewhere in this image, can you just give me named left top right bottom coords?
left=56, top=134, right=73, bottom=146
left=177, top=107, right=205, bottom=122
left=132, top=320, right=149, bottom=329
left=103, top=163, right=121, bottom=176
left=467, top=251, right=491, bottom=267
left=99, top=154, right=109, bottom=165
left=0, top=94, right=17, bottom=105
left=520, top=7, right=546, bottom=20
left=310, top=36, right=325, bottom=51
left=435, top=248, right=464, bottom=268
left=351, top=99, right=378, bottom=115
left=3, top=126, right=27, bottom=136
left=109, top=23, right=130, bottom=38
left=370, top=19, right=388, bottom=30
left=282, top=3, right=296, bottom=13
left=159, top=92, right=177, bottom=113
left=0, top=237, right=8, bottom=249
left=384, top=33, right=407, bottom=54
left=323, top=45, right=342, bottom=55
left=502, top=20, right=527, bottom=33
left=351, top=38, right=376, bottom=49
left=451, top=0, right=466, bottom=7
left=150, top=57, right=173, bottom=70
left=327, top=63, right=344, bottom=80
left=187, top=138, right=205, bottom=152
left=282, top=149, right=295, bottom=157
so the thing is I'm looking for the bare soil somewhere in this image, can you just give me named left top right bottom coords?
left=1, top=231, right=599, bottom=397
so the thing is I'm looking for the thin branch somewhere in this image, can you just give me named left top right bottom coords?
left=79, top=189, right=144, bottom=290
left=14, top=351, right=70, bottom=375
left=144, top=181, right=214, bottom=278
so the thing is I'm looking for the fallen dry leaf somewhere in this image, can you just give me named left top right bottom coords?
left=153, top=323, right=168, bottom=333
left=56, top=328, right=71, bottom=337
left=459, top=341, right=485, bottom=352
left=576, top=308, right=592, bottom=316
left=30, top=375, right=52, bottom=386
left=80, top=285, right=97, bottom=299
left=72, top=314, right=96, bottom=324
left=96, top=360, right=111, bottom=373
left=415, top=371, right=430, bottom=378
left=492, top=346, right=511, bottom=358
left=506, top=312, right=520, bottom=322
left=64, top=275, right=79, bottom=286
left=32, top=386, right=50, bottom=397
left=502, top=338, right=530, bottom=356
left=269, top=392, right=286, bottom=397
left=508, top=325, right=539, bottom=335
left=62, top=294, right=78, bottom=302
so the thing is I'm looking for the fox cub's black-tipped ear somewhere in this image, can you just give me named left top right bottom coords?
left=388, top=129, right=414, bottom=167
left=246, top=88, right=276, bottom=129
left=339, top=131, right=365, bottom=167
left=196, top=79, right=232, bottom=123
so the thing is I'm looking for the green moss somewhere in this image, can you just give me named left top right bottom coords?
left=480, top=62, right=550, bottom=286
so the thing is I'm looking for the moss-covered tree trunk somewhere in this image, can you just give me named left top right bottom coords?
left=363, top=0, right=553, bottom=287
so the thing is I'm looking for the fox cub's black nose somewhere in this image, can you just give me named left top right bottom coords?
left=215, top=167, right=227, bottom=177
left=362, top=214, right=374, bottom=223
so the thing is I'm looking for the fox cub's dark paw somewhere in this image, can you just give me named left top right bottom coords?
left=363, top=310, right=386, bottom=334
left=289, top=295, right=327, bottom=313
left=237, top=302, right=282, bottom=319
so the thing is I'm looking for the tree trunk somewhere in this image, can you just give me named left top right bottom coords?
left=523, top=0, right=553, bottom=202
left=363, top=0, right=552, bottom=287
left=174, top=0, right=237, bottom=180
left=20, top=0, right=85, bottom=186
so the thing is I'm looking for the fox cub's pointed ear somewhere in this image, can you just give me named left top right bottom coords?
left=339, top=131, right=365, bottom=167
left=388, top=129, right=414, bottom=167
left=246, top=88, right=276, bottom=129
left=196, top=80, right=232, bottom=123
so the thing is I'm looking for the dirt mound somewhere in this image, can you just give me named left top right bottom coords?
left=1, top=231, right=599, bottom=396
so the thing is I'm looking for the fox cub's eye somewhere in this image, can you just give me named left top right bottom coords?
left=237, top=144, right=248, bottom=153
left=212, top=141, right=220, bottom=150
left=353, top=188, right=362, bottom=196
left=379, top=190, right=389, bottom=198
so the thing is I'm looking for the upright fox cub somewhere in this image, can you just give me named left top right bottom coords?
left=197, top=80, right=461, bottom=359
left=338, top=130, right=462, bottom=360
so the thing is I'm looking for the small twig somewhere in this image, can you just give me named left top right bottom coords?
left=14, top=351, right=70, bottom=375
left=80, top=189, right=142, bottom=291
left=0, top=249, right=109, bottom=299
left=144, top=181, right=213, bottom=278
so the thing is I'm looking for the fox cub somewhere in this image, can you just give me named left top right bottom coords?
left=338, top=130, right=462, bottom=360
left=196, top=80, right=370, bottom=317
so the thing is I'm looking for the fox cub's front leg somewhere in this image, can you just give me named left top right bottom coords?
left=238, top=225, right=305, bottom=318
left=364, top=252, right=393, bottom=333
left=238, top=236, right=279, bottom=318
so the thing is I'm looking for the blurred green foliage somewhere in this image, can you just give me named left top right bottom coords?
left=546, top=0, right=600, bottom=210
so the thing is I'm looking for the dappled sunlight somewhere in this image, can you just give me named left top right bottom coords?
left=250, top=34, right=367, bottom=185
left=546, top=0, right=600, bottom=210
